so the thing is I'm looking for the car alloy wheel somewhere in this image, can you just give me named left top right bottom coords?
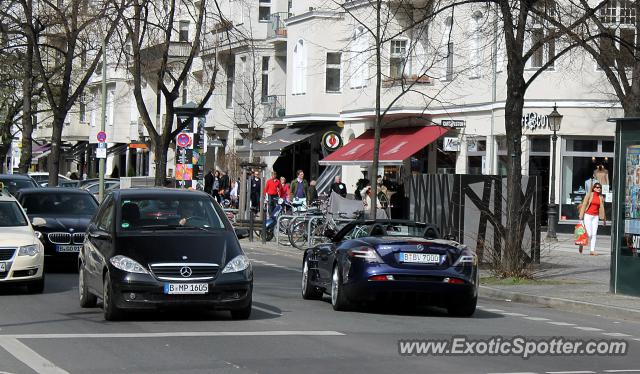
left=79, top=265, right=97, bottom=308
left=103, top=273, right=123, bottom=321
left=331, top=265, right=350, bottom=311
left=301, top=257, right=322, bottom=300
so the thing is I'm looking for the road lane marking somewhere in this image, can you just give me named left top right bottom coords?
left=501, top=312, right=528, bottom=317
left=524, top=317, right=550, bottom=321
left=481, top=308, right=505, bottom=313
left=0, top=338, right=70, bottom=374
left=252, top=305, right=282, bottom=316
left=546, top=371, right=595, bottom=374
left=573, top=327, right=604, bottom=332
left=604, top=370, right=640, bottom=373
left=0, top=331, right=345, bottom=339
left=602, top=332, right=633, bottom=337
left=547, top=322, right=576, bottom=326
left=488, top=372, right=538, bottom=374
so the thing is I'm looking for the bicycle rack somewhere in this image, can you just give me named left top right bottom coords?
left=275, top=214, right=296, bottom=246
left=306, top=215, right=353, bottom=248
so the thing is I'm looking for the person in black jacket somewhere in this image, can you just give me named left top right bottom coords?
left=219, top=170, right=230, bottom=200
left=250, top=170, right=261, bottom=212
left=204, top=169, right=214, bottom=195
left=330, top=176, right=347, bottom=198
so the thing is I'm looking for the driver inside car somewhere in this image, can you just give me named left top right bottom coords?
left=178, top=201, right=207, bottom=226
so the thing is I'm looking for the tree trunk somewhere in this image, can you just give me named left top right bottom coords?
left=0, top=119, right=11, bottom=172
left=18, top=18, right=34, bottom=174
left=47, top=111, right=66, bottom=187
left=369, top=0, right=382, bottom=219
left=502, top=61, right=526, bottom=274
left=153, top=138, right=167, bottom=187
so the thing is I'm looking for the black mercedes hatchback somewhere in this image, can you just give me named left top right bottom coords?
left=79, top=188, right=252, bottom=321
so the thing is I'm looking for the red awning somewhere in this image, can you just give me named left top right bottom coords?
left=319, top=126, right=449, bottom=165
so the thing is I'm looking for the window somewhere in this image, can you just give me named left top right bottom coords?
left=80, top=102, right=86, bottom=122
left=261, top=56, right=269, bottom=103
left=182, top=77, right=188, bottom=105
left=292, top=39, right=307, bottom=94
left=226, top=60, right=234, bottom=109
left=471, top=12, right=483, bottom=78
left=325, top=52, right=341, bottom=92
left=445, top=42, right=454, bottom=80
left=96, top=199, right=114, bottom=231
left=389, top=40, right=407, bottom=79
left=179, top=21, right=189, bottom=42
left=440, top=16, right=454, bottom=80
left=259, top=0, right=270, bottom=21
left=467, top=137, right=486, bottom=175
left=350, top=26, right=368, bottom=88
left=528, top=28, right=555, bottom=68
left=598, top=1, right=635, bottom=69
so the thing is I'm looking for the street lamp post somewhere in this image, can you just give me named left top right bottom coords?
left=546, top=104, right=563, bottom=241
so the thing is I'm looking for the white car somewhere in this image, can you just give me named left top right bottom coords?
left=0, top=189, right=45, bottom=293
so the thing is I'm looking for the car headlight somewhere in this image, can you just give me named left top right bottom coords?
left=222, top=255, right=250, bottom=274
left=110, top=255, right=149, bottom=274
left=18, top=244, right=40, bottom=257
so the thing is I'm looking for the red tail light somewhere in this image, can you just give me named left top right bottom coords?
left=444, top=277, right=465, bottom=284
left=368, top=275, right=394, bottom=281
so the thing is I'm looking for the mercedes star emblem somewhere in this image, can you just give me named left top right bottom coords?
left=416, top=244, right=424, bottom=251
left=180, top=266, right=192, bottom=278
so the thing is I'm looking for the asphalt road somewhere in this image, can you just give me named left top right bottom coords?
left=0, top=246, right=638, bottom=374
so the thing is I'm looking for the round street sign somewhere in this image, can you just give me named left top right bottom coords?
left=177, top=133, right=192, bottom=148
left=322, top=131, right=342, bottom=152
left=97, top=131, right=107, bottom=143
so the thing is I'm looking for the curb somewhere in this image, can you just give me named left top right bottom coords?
left=480, top=285, right=640, bottom=322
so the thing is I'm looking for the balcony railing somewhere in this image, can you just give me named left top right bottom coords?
left=263, top=95, right=286, bottom=120
left=139, top=41, right=193, bottom=65
left=267, top=13, right=292, bottom=40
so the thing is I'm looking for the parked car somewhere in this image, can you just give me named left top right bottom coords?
left=0, top=174, right=39, bottom=196
left=15, top=188, right=99, bottom=266
left=79, top=188, right=252, bottom=321
left=301, top=220, right=479, bottom=316
left=29, top=173, right=71, bottom=187
left=0, top=190, right=45, bottom=293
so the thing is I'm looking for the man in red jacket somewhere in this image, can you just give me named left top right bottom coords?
left=264, top=171, right=281, bottom=215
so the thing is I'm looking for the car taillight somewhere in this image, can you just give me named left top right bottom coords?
left=347, top=247, right=382, bottom=263
left=444, top=277, right=465, bottom=284
left=369, top=274, right=394, bottom=281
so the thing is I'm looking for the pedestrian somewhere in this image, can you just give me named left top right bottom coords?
left=211, top=170, right=221, bottom=202
left=307, top=179, right=318, bottom=205
left=264, top=171, right=281, bottom=214
left=578, top=182, right=607, bottom=255
left=230, top=178, right=239, bottom=208
left=219, top=170, right=230, bottom=201
left=330, top=175, right=347, bottom=198
left=204, top=169, right=214, bottom=195
left=290, top=170, right=308, bottom=209
left=279, top=176, right=290, bottom=201
left=250, top=170, right=261, bottom=212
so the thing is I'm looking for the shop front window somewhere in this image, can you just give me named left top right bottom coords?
left=560, top=138, right=614, bottom=221
left=436, top=137, right=457, bottom=174
left=467, top=137, right=486, bottom=175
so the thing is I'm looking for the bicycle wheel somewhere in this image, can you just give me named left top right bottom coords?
left=288, top=220, right=309, bottom=250
left=278, top=216, right=292, bottom=236
left=309, top=219, right=328, bottom=247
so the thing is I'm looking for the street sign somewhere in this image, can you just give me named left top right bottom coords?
left=441, top=120, right=466, bottom=128
left=96, top=143, right=107, bottom=158
left=322, top=131, right=343, bottom=152
left=97, top=131, right=107, bottom=143
left=177, top=133, right=192, bottom=148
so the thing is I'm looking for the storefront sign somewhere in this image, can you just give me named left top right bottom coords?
left=441, top=120, right=466, bottom=128
left=522, top=113, right=549, bottom=131
left=443, top=137, right=460, bottom=152
left=322, top=131, right=343, bottom=152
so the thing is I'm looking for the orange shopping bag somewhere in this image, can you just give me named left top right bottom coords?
left=574, top=223, right=588, bottom=246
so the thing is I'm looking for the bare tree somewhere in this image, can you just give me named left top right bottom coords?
left=117, top=0, right=224, bottom=186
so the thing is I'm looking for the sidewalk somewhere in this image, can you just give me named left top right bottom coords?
left=240, top=232, right=640, bottom=321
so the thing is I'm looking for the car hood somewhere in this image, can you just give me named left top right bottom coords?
left=115, top=230, right=241, bottom=267
left=0, top=226, right=38, bottom=246
left=30, top=215, right=93, bottom=232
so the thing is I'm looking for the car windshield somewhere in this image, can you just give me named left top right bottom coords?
left=0, top=201, right=28, bottom=227
left=118, top=197, right=225, bottom=231
left=383, top=224, right=427, bottom=237
left=21, top=193, right=98, bottom=215
left=0, top=178, right=37, bottom=195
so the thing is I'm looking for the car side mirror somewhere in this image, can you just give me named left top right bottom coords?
left=235, top=228, right=249, bottom=239
left=32, top=217, right=46, bottom=227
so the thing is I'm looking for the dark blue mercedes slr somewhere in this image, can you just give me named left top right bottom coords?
left=301, top=220, right=478, bottom=316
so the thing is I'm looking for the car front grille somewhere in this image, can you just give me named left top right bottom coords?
left=47, top=233, right=71, bottom=244
left=149, top=263, right=219, bottom=281
left=0, top=248, right=16, bottom=261
left=72, top=233, right=85, bottom=244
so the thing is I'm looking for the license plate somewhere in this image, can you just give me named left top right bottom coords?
left=56, top=245, right=82, bottom=253
left=400, top=252, right=440, bottom=264
left=0, top=262, right=5, bottom=272
left=163, top=283, right=208, bottom=295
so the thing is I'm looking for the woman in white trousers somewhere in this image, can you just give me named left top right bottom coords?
left=578, top=183, right=607, bottom=255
